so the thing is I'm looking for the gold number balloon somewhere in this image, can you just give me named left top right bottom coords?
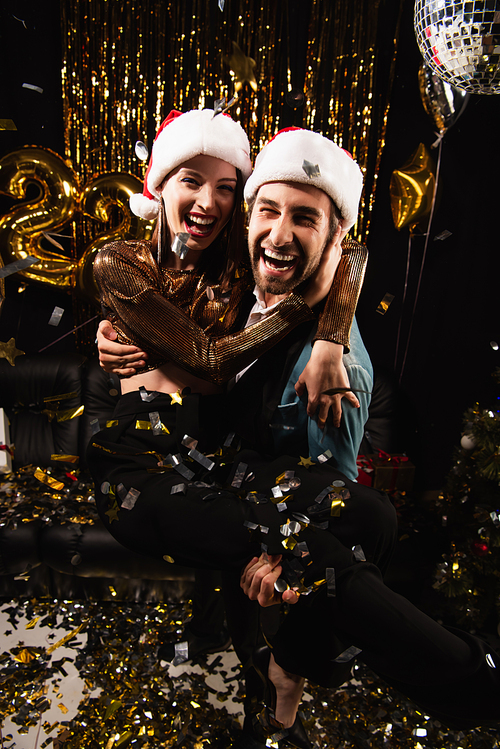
left=74, top=173, right=153, bottom=305
left=390, top=143, right=436, bottom=233
left=0, top=147, right=79, bottom=287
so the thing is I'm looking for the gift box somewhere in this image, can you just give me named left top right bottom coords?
left=0, top=408, right=13, bottom=474
left=357, top=451, right=415, bottom=492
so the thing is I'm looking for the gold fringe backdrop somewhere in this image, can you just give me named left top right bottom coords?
left=60, top=0, right=403, bottom=345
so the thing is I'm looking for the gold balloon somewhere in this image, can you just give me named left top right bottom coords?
left=390, top=143, right=436, bottom=232
left=0, top=147, right=79, bottom=287
left=74, top=173, right=153, bottom=305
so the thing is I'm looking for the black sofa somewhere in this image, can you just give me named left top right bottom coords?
left=0, top=352, right=398, bottom=602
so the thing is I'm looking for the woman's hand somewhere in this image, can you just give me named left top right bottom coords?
left=301, top=224, right=345, bottom=309
left=97, top=320, right=147, bottom=376
left=240, top=553, right=299, bottom=607
left=295, top=340, right=359, bottom=428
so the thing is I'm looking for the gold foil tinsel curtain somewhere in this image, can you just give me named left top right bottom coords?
left=61, top=0, right=403, bottom=243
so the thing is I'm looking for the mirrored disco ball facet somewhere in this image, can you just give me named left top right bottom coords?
left=414, top=0, right=500, bottom=94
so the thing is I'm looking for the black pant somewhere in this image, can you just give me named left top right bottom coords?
left=88, top=391, right=500, bottom=729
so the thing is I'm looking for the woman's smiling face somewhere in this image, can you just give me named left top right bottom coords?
left=161, top=154, right=238, bottom=256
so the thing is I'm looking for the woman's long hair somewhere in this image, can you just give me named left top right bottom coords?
left=151, top=168, right=246, bottom=289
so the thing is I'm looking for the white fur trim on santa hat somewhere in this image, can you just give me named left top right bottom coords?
left=244, top=129, right=363, bottom=230
left=148, top=109, right=251, bottom=198
left=129, top=193, right=159, bottom=221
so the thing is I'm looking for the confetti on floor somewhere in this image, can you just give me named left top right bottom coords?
left=1, top=599, right=499, bottom=748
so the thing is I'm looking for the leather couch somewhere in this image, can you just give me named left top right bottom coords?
left=0, top=353, right=398, bottom=602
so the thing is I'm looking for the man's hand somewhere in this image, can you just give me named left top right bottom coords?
left=295, top=340, right=359, bottom=428
left=240, top=553, right=299, bottom=607
left=301, top=224, right=346, bottom=309
left=97, top=320, right=147, bottom=376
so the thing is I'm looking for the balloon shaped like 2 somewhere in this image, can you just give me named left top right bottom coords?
left=418, top=62, right=470, bottom=135
left=0, top=147, right=79, bottom=287
left=74, top=173, right=153, bottom=305
left=390, top=143, right=436, bottom=233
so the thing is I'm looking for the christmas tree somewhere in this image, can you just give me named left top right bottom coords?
left=431, top=368, right=500, bottom=630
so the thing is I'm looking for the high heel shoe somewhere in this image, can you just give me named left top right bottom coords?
left=251, top=646, right=312, bottom=749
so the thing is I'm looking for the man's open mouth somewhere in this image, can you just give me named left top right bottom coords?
left=262, top=247, right=298, bottom=273
left=185, top=213, right=216, bottom=236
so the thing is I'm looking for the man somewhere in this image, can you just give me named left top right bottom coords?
left=97, top=127, right=386, bottom=748
left=98, top=127, right=373, bottom=482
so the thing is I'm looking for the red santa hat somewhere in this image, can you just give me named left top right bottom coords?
left=243, top=127, right=364, bottom=230
left=130, top=109, right=252, bottom=220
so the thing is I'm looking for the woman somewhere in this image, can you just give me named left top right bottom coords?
left=89, top=110, right=500, bottom=745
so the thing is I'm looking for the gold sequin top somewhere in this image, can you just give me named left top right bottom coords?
left=94, top=238, right=367, bottom=386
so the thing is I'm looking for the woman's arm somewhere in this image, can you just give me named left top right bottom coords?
left=293, top=236, right=368, bottom=426
left=314, top=237, right=368, bottom=349
left=94, top=242, right=314, bottom=386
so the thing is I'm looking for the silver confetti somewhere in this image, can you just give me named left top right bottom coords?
left=288, top=477, right=302, bottom=489
left=90, top=418, right=100, bottom=435
left=48, top=306, right=65, bottom=326
left=491, top=341, right=499, bottom=351
left=173, top=641, right=189, bottom=666
left=333, top=645, right=362, bottom=663
left=165, top=453, right=195, bottom=480
left=171, top=232, right=190, bottom=259
left=274, top=578, right=289, bottom=593
left=122, top=487, right=140, bottom=510
left=486, top=653, right=497, bottom=669
left=302, top=159, right=321, bottom=178
left=352, top=544, right=366, bottom=562
left=100, top=481, right=110, bottom=495
left=188, top=448, right=215, bottom=471
left=181, top=434, right=198, bottom=450
left=272, top=486, right=284, bottom=499
left=139, top=386, right=159, bottom=402
left=116, top=483, right=128, bottom=500
left=171, top=483, right=187, bottom=495
left=277, top=502, right=288, bottom=512
left=135, top=141, right=149, bottom=161
left=317, top=449, right=333, bottom=464
left=206, top=286, right=215, bottom=301
left=231, top=462, right=248, bottom=488
left=22, top=82, right=43, bottom=94
left=149, top=411, right=163, bottom=436
left=332, top=479, right=345, bottom=488
left=0, top=255, right=38, bottom=279
left=218, top=0, right=225, bottom=10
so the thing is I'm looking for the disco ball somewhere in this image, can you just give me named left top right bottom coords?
left=414, top=0, right=500, bottom=94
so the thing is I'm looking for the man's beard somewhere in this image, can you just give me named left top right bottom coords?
left=249, top=239, right=324, bottom=295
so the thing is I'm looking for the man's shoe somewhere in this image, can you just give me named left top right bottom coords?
left=158, top=625, right=231, bottom=663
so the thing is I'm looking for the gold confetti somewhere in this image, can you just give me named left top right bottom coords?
left=0, top=119, right=17, bottom=130
left=46, top=620, right=88, bottom=654
left=169, top=390, right=183, bottom=406
left=376, top=292, right=396, bottom=315
left=25, top=617, right=41, bottom=630
left=34, top=468, right=65, bottom=491
left=298, top=456, right=315, bottom=468
left=0, top=338, right=25, bottom=366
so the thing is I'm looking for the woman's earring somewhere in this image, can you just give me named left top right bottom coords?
left=157, top=198, right=164, bottom=265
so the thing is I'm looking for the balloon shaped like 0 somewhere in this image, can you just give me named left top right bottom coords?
left=74, top=173, right=153, bottom=305
left=390, top=143, right=436, bottom=232
left=0, top=147, right=79, bottom=287
left=418, top=63, right=470, bottom=135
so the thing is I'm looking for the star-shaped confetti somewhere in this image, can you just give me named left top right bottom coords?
left=224, top=41, right=258, bottom=93
left=0, top=338, right=25, bottom=366
left=105, top=501, right=119, bottom=523
left=170, top=390, right=183, bottom=406
left=298, top=456, right=315, bottom=468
